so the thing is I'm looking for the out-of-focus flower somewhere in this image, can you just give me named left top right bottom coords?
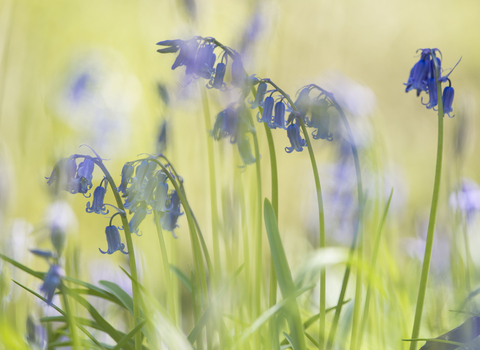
left=99, top=226, right=128, bottom=255
left=449, top=178, right=480, bottom=222
left=285, top=123, right=306, bottom=153
left=249, top=82, right=267, bottom=110
left=55, top=51, right=138, bottom=155
left=207, top=62, right=227, bottom=90
left=157, top=120, right=168, bottom=155
left=26, top=316, right=47, bottom=350
left=159, top=191, right=183, bottom=238
left=40, top=265, right=63, bottom=305
left=237, top=136, right=256, bottom=166
left=309, top=99, right=333, bottom=141
left=212, top=107, right=239, bottom=142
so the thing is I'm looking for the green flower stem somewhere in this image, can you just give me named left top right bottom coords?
left=153, top=211, right=177, bottom=325
left=357, top=189, right=393, bottom=350
left=267, top=80, right=326, bottom=350
left=157, top=155, right=214, bottom=278
left=200, top=86, right=221, bottom=278
left=93, top=160, right=142, bottom=350
left=409, top=56, right=445, bottom=350
left=326, top=97, right=364, bottom=350
left=61, top=285, right=80, bottom=350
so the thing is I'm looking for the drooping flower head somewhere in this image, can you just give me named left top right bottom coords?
left=405, top=48, right=459, bottom=114
left=40, top=265, right=63, bottom=305
left=86, top=178, right=109, bottom=215
left=271, top=101, right=286, bottom=129
left=257, top=95, right=275, bottom=127
left=443, top=86, right=455, bottom=118
left=309, top=99, right=333, bottom=141
left=212, top=107, right=239, bottom=142
left=159, top=190, right=184, bottom=238
left=249, top=81, right=267, bottom=109
left=285, top=122, right=307, bottom=153
left=99, top=225, right=128, bottom=255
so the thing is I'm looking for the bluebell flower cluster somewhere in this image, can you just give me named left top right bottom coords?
left=405, top=48, right=459, bottom=117
left=46, top=156, right=96, bottom=195
left=119, top=159, right=183, bottom=237
left=157, top=36, right=336, bottom=156
left=157, top=37, right=252, bottom=92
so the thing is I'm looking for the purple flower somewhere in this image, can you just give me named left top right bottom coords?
left=86, top=180, right=109, bottom=215
left=40, top=265, right=63, bottom=305
left=285, top=123, right=306, bottom=153
left=443, top=86, right=455, bottom=118
left=207, top=62, right=227, bottom=90
left=309, top=99, right=333, bottom=141
left=249, top=82, right=267, bottom=109
left=257, top=96, right=275, bottom=127
left=212, top=107, right=239, bottom=142
left=194, top=44, right=216, bottom=79
left=172, top=39, right=199, bottom=73
left=271, top=101, right=286, bottom=129
left=99, top=225, right=128, bottom=255
left=159, top=191, right=183, bottom=238
left=421, top=77, right=438, bottom=109
left=118, top=163, right=135, bottom=197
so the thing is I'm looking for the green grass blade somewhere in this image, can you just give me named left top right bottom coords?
left=264, top=198, right=307, bottom=350
left=232, top=284, right=314, bottom=350
left=0, top=253, right=44, bottom=279
left=112, top=319, right=147, bottom=350
left=187, top=264, right=244, bottom=344
left=13, top=281, right=108, bottom=350
left=170, top=264, right=192, bottom=293
left=99, top=280, right=134, bottom=315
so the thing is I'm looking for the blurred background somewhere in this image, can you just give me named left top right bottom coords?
left=1, top=0, right=480, bottom=348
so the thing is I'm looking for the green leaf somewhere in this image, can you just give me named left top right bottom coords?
left=170, top=264, right=192, bottom=293
left=283, top=332, right=296, bottom=350
left=264, top=198, right=307, bottom=350
left=231, top=284, right=314, bottom=349
left=13, top=281, right=108, bottom=350
left=99, top=280, right=134, bottom=315
left=64, top=286, right=133, bottom=350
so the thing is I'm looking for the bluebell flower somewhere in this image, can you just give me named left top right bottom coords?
left=171, top=39, right=199, bottom=73
left=285, top=123, right=306, bottom=153
left=294, top=88, right=311, bottom=117
left=129, top=207, right=148, bottom=236
left=449, top=178, right=480, bottom=222
left=99, top=225, right=128, bottom=255
left=310, top=99, right=333, bottom=141
left=160, top=191, right=183, bottom=237
left=249, top=82, right=267, bottom=109
left=237, top=136, right=256, bottom=165
left=118, top=163, right=135, bottom=197
left=142, top=175, right=158, bottom=204
left=257, top=96, right=275, bottom=127
left=194, top=44, right=216, bottom=79
left=153, top=181, right=170, bottom=212
left=405, top=50, right=431, bottom=96
left=443, top=86, right=455, bottom=118
left=46, top=157, right=77, bottom=193
left=422, top=77, right=438, bottom=109
left=30, top=249, right=55, bottom=259
left=40, top=265, right=63, bottom=305
left=86, top=179, right=109, bottom=215
left=132, top=160, right=149, bottom=191
left=207, top=62, right=227, bottom=90
left=76, top=158, right=95, bottom=186
left=271, top=101, right=286, bottom=129
left=212, top=107, right=238, bottom=142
